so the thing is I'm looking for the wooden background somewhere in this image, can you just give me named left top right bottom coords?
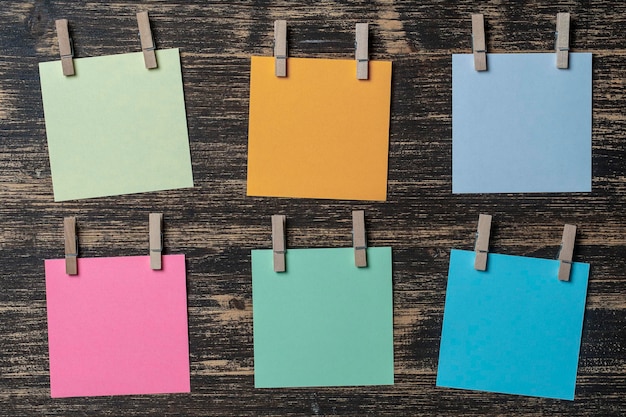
left=1, top=0, right=624, bottom=415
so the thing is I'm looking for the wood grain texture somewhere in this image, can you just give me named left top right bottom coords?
left=1, top=0, right=625, bottom=415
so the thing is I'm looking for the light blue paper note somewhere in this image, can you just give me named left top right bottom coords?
left=437, top=249, right=589, bottom=400
left=452, top=53, right=592, bottom=193
left=252, top=247, right=394, bottom=388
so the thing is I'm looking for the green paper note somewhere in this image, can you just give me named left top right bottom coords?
left=39, top=48, right=193, bottom=201
left=252, top=247, right=394, bottom=388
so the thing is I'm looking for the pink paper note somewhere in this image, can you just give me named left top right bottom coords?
left=44, top=254, right=190, bottom=398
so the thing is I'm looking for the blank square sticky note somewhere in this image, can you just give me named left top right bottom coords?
left=437, top=249, right=589, bottom=400
left=247, top=56, right=392, bottom=201
left=252, top=247, right=394, bottom=387
left=39, top=49, right=194, bottom=201
left=44, top=255, right=190, bottom=398
left=452, top=53, right=592, bottom=193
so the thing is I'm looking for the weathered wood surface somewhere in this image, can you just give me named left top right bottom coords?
left=1, top=1, right=625, bottom=415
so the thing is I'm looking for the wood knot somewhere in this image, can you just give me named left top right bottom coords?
left=228, top=298, right=245, bottom=310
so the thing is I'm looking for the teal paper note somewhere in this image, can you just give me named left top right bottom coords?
left=252, top=247, right=394, bottom=388
left=437, top=249, right=590, bottom=400
left=452, top=53, right=592, bottom=193
left=39, top=49, right=193, bottom=201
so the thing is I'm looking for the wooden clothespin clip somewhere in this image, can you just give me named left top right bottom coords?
left=55, top=19, right=75, bottom=76
left=474, top=214, right=492, bottom=271
left=558, top=224, right=576, bottom=281
left=274, top=20, right=287, bottom=77
left=352, top=210, right=367, bottom=267
left=272, top=215, right=286, bottom=272
left=137, top=11, right=157, bottom=69
left=555, top=12, right=570, bottom=69
left=149, top=213, right=163, bottom=270
left=64, top=217, right=78, bottom=275
left=355, top=23, right=369, bottom=80
left=471, top=14, right=487, bottom=71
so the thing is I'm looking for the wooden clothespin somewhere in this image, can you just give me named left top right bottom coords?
left=55, top=19, right=75, bottom=76
left=556, top=12, right=570, bottom=69
left=355, top=23, right=369, bottom=80
left=137, top=11, right=157, bottom=69
left=474, top=214, right=492, bottom=271
left=149, top=213, right=163, bottom=270
left=558, top=224, right=577, bottom=281
left=352, top=210, right=367, bottom=267
left=64, top=217, right=78, bottom=275
left=274, top=20, right=287, bottom=77
left=272, top=215, right=286, bottom=272
left=471, top=14, right=487, bottom=71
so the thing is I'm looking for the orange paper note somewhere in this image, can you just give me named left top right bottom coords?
left=247, top=56, right=392, bottom=201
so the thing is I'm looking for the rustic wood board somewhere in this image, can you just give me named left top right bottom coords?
left=1, top=1, right=625, bottom=415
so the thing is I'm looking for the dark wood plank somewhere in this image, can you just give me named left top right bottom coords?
left=1, top=1, right=625, bottom=415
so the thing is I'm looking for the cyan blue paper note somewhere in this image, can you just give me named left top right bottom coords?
left=452, top=53, right=592, bottom=193
left=437, top=249, right=589, bottom=400
left=252, top=247, right=394, bottom=388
